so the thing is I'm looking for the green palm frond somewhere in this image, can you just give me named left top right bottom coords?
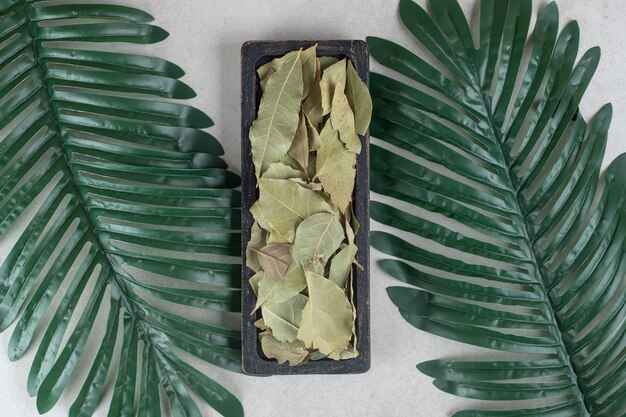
left=0, top=1, right=243, bottom=416
left=369, top=0, right=625, bottom=415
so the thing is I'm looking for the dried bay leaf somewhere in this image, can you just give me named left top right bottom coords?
left=257, top=60, right=276, bottom=93
left=305, top=114, right=322, bottom=150
left=258, top=69, right=275, bottom=94
left=320, top=58, right=347, bottom=116
left=257, top=60, right=274, bottom=81
left=246, top=222, right=266, bottom=273
left=254, top=318, right=267, bottom=330
left=347, top=206, right=360, bottom=243
left=251, top=178, right=332, bottom=243
left=263, top=162, right=306, bottom=181
left=319, top=56, right=339, bottom=70
left=260, top=332, right=309, bottom=366
left=345, top=60, right=372, bottom=135
left=297, top=179, right=323, bottom=192
left=262, top=293, right=308, bottom=342
left=308, top=351, right=327, bottom=361
left=327, top=269, right=359, bottom=361
left=339, top=345, right=359, bottom=360
left=300, top=45, right=317, bottom=98
left=266, top=230, right=289, bottom=244
left=302, top=258, right=326, bottom=276
left=288, top=112, right=310, bottom=176
left=254, top=243, right=291, bottom=284
left=330, top=84, right=362, bottom=154
left=344, top=269, right=359, bottom=359
left=297, top=271, right=353, bottom=356
left=262, top=45, right=317, bottom=98
left=250, top=50, right=303, bottom=178
left=315, top=122, right=357, bottom=212
left=276, top=153, right=302, bottom=172
left=249, top=270, right=263, bottom=296
left=302, top=58, right=323, bottom=127
left=328, top=244, right=357, bottom=288
left=253, top=263, right=306, bottom=312
left=292, top=212, right=344, bottom=271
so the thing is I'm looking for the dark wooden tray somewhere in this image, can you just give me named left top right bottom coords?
left=240, top=40, right=370, bottom=375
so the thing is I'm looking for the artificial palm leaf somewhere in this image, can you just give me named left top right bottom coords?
left=369, top=0, right=625, bottom=415
left=0, top=2, right=243, bottom=416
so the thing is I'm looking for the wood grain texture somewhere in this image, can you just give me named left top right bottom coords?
left=241, top=40, right=370, bottom=375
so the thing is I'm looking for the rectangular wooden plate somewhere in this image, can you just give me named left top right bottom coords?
left=241, top=40, right=371, bottom=375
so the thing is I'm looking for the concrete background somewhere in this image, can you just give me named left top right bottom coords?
left=0, top=1, right=624, bottom=416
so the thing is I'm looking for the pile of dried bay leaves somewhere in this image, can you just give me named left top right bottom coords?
left=246, top=45, right=372, bottom=365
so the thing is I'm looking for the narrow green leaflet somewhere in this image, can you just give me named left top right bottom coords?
left=316, top=122, right=358, bottom=212
left=297, top=271, right=353, bottom=358
left=250, top=50, right=304, bottom=177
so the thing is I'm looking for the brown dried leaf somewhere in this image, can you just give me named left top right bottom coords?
left=254, top=243, right=291, bottom=284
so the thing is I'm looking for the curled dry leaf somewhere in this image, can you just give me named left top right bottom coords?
left=254, top=318, right=267, bottom=331
left=260, top=332, right=309, bottom=366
